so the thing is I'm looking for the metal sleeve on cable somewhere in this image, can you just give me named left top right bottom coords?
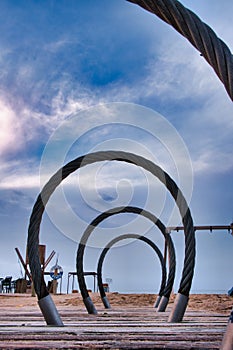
left=38, top=294, right=64, bottom=326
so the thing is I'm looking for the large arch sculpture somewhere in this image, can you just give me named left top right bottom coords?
left=27, top=150, right=195, bottom=325
left=77, top=205, right=176, bottom=313
left=96, top=233, right=167, bottom=309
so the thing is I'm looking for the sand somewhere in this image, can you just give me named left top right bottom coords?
left=0, top=292, right=232, bottom=315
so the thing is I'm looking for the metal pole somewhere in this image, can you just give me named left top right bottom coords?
left=163, top=239, right=168, bottom=267
left=15, top=248, right=31, bottom=280
left=167, top=225, right=233, bottom=233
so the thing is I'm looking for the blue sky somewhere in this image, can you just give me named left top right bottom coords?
left=0, top=0, right=233, bottom=294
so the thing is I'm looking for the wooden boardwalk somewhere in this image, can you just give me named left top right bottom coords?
left=0, top=302, right=228, bottom=349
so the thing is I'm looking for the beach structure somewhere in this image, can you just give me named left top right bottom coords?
left=15, top=245, right=58, bottom=293
left=96, top=233, right=167, bottom=310
left=24, top=0, right=233, bottom=348
left=27, top=151, right=195, bottom=326
left=0, top=276, right=13, bottom=293
left=66, top=271, right=98, bottom=294
left=47, top=255, right=64, bottom=294
left=76, top=206, right=176, bottom=313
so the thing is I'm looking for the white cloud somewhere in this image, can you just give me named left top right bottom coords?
left=193, top=149, right=233, bottom=174
left=0, top=156, right=40, bottom=190
left=142, top=38, right=223, bottom=101
left=0, top=173, right=40, bottom=190
left=0, top=100, right=24, bottom=156
left=179, top=83, right=233, bottom=175
left=0, top=0, right=231, bottom=193
left=44, top=38, right=78, bottom=53
left=0, top=88, right=96, bottom=157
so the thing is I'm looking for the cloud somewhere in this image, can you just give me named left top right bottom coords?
left=0, top=173, right=40, bottom=190
left=193, top=149, right=233, bottom=174
left=0, top=2, right=230, bottom=200
left=0, top=189, right=34, bottom=214
left=178, top=86, right=233, bottom=175
left=0, top=100, right=24, bottom=156
left=0, top=155, right=41, bottom=193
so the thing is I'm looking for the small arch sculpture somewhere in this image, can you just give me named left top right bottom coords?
left=96, top=233, right=167, bottom=309
left=77, top=206, right=176, bottom=313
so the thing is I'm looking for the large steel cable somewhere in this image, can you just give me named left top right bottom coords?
left=97, top=234, right=167, bottom=309
left=126, top=0, right=233, bottom=101
left=27, top=150, right=195, bottom=323
left=77, top=205, right=176, bottom=313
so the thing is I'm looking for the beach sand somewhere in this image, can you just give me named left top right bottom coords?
left=0, top=292, right=232, bottom=315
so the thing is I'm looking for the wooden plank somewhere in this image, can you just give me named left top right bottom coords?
left=0, top=297, right=229, bottom=349
left=0, top=321, right=226, bottom=347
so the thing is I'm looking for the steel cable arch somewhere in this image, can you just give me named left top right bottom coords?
left=76, top=205, right=176, bottom=313
left=126, top=0, right=233, bottom=101
left=27, top=150, right=195, bottom=323
left=96, top=233, right=167, bottom=309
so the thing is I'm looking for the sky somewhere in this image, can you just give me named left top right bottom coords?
left=0, top=0, right=233, bottom=295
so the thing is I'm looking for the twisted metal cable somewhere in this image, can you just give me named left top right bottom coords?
left=77, top=206, right=176, bottom=307
left=161, top=232, right=175, bottom=299
left=27, top=195, right=49, bottom=300
left=127, top=0, right=233, bottom=100
left=28, top=151, right=195, bottom=307
left=97, top=234, right=167, bottom=301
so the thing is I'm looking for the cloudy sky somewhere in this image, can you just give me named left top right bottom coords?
left=0, top=0, right=233, bottom=295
